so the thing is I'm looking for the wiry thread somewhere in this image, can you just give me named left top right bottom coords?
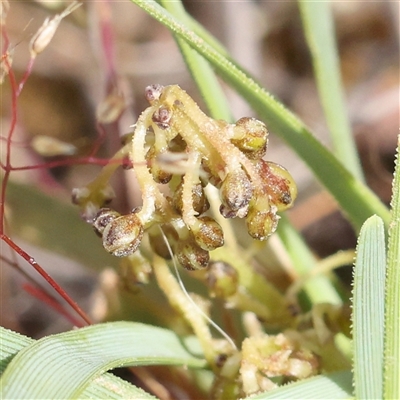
left=158, top=226, right=237, bottom=351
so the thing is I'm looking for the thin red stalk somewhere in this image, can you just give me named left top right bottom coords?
left=23, top=284, right=85, bottom=327
left=1, top=14, right=93, bottom=329
left=1, top=253, right=85, bottom=327
left=89, top=122, right=108, bottom=157
left=98, top=0, right=117, bottom=84
left=0, top=136, right=30, bottom=146
left=16, top=57, right=35, bottom=96
left=1, top=234, right=92, bottom=325
left=1, top=156, right=127, bottom=172
left=0, top=55, right=18, bottom=234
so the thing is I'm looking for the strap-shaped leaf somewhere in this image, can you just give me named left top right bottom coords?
left=384, top=136, right=400, bottom=399
left=243, top=370, right=352, bottom=399
left=299, top=0, right=364, bottom=182
left=352, top=215, right=386, bottom=399
left=0, top=322, right=205, bottom=399
left=0, top=326, right=157, bottom=399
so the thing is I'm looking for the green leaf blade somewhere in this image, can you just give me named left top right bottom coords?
left=299, top=0, right=364, bottom=182
left=244, top=371, right=352, bottom=400
left=384, top=135, right=400, bottom=399
left=0, top=327, right=158, bottom=399
left=352, top=215, right=386, bottom=399
left=0, top=322, right=205, bottom=399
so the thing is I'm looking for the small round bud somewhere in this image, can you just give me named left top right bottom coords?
left=31, top=135, right=76, bottom=157
left=29, top=2, right=81, bottom=58
left=152, top=105, right=172, bottom=129
left=191, top=216, right=224, bottom=251
left=96, top=92, right=125, bottom=124
left=145, top=84, right=164, bottom=104
left=207, top=261, right=238, bottom=298
left=92, top=208, right=121, bottom=236
left=175, top=240, right=210, bottom=271
left=173, top=180, right=210, bottom=215
left=102, top=212, right=144, bottom=257
left=258, top=160, right=297, bottom=211
left=231, top=117, right=268, bottom=159
left=246, top=206, right=279, bottom=240
left=220, top=169, right=253, bottom=212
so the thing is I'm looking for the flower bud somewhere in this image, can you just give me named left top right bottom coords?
left=92, top=208, right=121, bottom=236
left=145, top=84, right=164, bottom=104
left=175, top=240, right=210, bottom=271
left=207, top=261, right=238, bottom=298
left=29, top=2, right=81, bottom=58
left=152, top=105, right=172, bottom=129
left=191, top=216, right=224, bottom=251
left=102, top=212, right=144, bottom=257
left=173, top=179, right=209, bottom=215
left=246, top=206, right=279, bottom=240
left=31, top=135, right=76, bottom=157
left=96, top=92, right=125, bottom=124
left=220, top=169, right=253, bottom=213
left=231, top=117, right=268, bottom=159
left=258, top=160, right=297, bottom=211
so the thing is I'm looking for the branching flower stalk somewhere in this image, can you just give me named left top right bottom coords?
left=0, top=1, right=91, bottom=325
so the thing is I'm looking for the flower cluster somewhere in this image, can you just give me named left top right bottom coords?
left=74, top=85, right=297, bottom=271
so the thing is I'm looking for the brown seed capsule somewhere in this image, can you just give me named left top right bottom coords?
left=231, top=117, right=268, bottom=159
left=220, top=169, right=253, bottom=212
left=102, top=212, right=144, bottom=257
left=191, top=216, right=224, bottom=251
left=152, top=105, right=172, bottom=129
left=207, top=261, right=238, bottom=298
left=173, top=179, right=210, bottom=215
left=92, top=208, right=121, bottom=236
left=246, top=206, right=279, bottom=241
left=175, top=240, right=210, bottom=271
left=257, top=160, right=297, bottom=211
left=145, top=84, right=164, bottom=104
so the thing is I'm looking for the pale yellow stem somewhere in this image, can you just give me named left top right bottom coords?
left=152, top=254, right=217, bottom=367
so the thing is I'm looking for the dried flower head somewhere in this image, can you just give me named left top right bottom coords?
left=29, top=1, right=81, bottom=58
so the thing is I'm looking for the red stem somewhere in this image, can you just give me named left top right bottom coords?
left=23, top=284, right=85, bottom=327
left=1, top=234, right=92, bottom=326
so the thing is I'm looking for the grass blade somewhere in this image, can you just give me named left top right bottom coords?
left=0, top=326, right=158, bottom=399
left=157, top=0, right=232, bottom=121
left=384, top=135, right=400, bottom=399
left=352, top=215, right=386, bottom=399
left=299, top=0, right=364, bottom=181
left=244, top=370, right=352, bottom=399
left=0, top=322, right=205, bottom=399
left=130, top=0, right=390, bottom=231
